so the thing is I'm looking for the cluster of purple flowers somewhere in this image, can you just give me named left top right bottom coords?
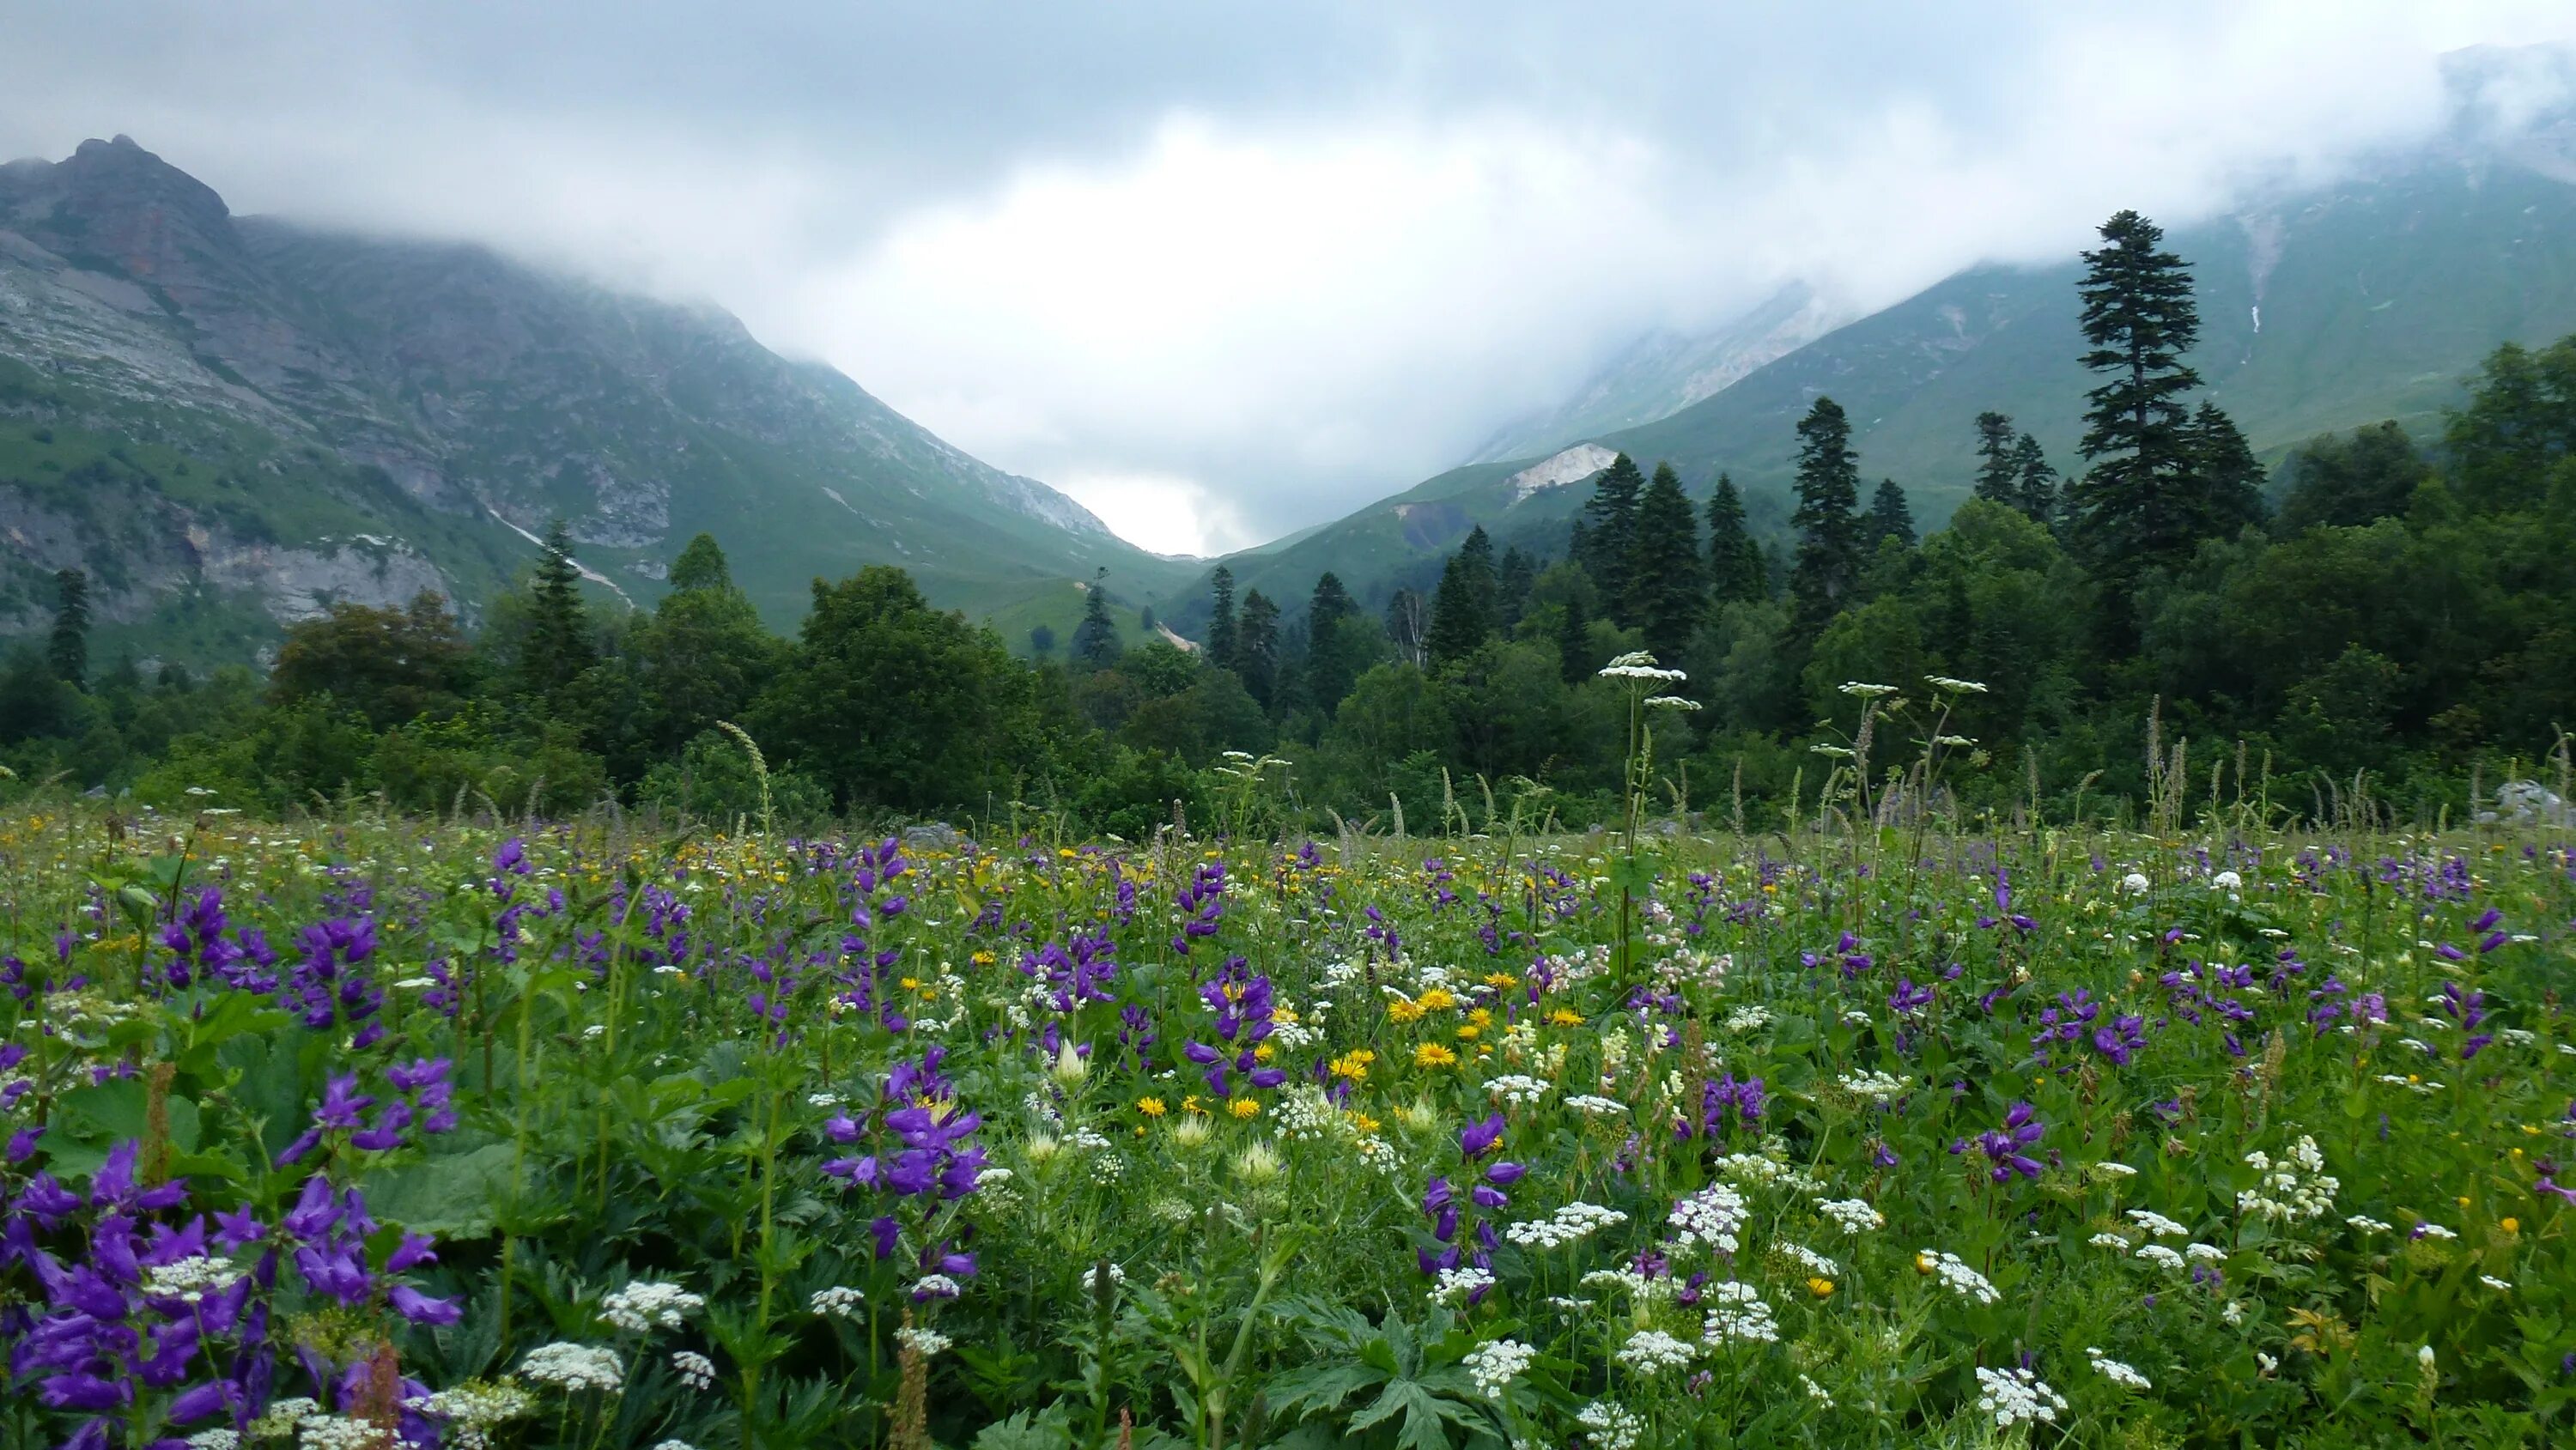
left=6, top=1143, right=454, bottom=1448
left=1678, top=1072, right=1765, bottom=1142
left=156, top=888, right=279, bottom=994
left=282, top=918, right=385, bottom=1048
left=1170, top=863, right=1226, bottom=953
left=1419, top=1114, right=1517, bottom=1290
left=823, top=1048, right=986, bottom=1296
left=1182, top=956, right=1286, bottom=1099
left=277, top=1059, right=457, bottom=1166
left=1951, top=1101, right=2047, bottom=1183
left=2030, top=988, right=2148, bottom=1068
left=1022, top=929, right=1119, bottom=1012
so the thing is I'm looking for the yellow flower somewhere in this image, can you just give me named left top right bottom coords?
left=1137, top=1096, right=1168, bottom=1118
left=1330, top=1050, right=1375, bottom=1081
left=1807, top=1277, right=1836, bottom=1299
left=1547, top=1009, right=1583, bottom=1027
left=1253, top=1043, right=1276, bottom=1062
left=1455, top=1026, right=1479, bottom=1041
left=1414, top=1042, right=1460, bottom=1069
left=1468, top=1008, right=1493, bottom=1029
left=1346, top=1111, right=1382, bottom=1134
left=1230, top=1098, right=1261, bottom=1119
left=1483, top=973, right=1520, bottom=989
left=1914, top=1253, right=1935, bottom=1276
left=2501, top=1217, right=2520, bottom=1234
left=1388, top=998, right=1429, bottom=1024
left=2458, top=1195, right=2472, bottom=1209
left=1418, top=987, right=1459, bottom=1011
left=1182, top=1095, right=1207, bottom=1115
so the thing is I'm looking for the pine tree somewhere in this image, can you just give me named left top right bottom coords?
left=1787, top=397, right=1865, bottom=638
left=1973, top=412, right=2020, bottom=506
left=1303, top=571, right=1366, bottom=712
left=1426, top=531, right=1498, bottom=665
left=47, top=567, right=88, bottom=689
left=1309, top=571, right=1356, bottom=629
left=1705, top=473, right=1765, bottom=605
left=2183, top=401, right=2266, bottom=537
left=1455, top=525, right=1499, bottom=633
left=1577, top=453, right=1646, bottom=623
left=1627, top=461, right=1706, bottom=661
left=1238, top=589, right=1282, bottom=707
left=1554, top=580, right=1591, bottom=683
left=1864, top=479, right=1917, bottom=549
left=2067, top=210, right=2205, bottom=585
left=519, top=519, right=594, bottom=698
left=1496, top=546, right=1536, bottom=628
left=1073, top=571, right=1121, bottom=668
left=2011, top=433, right=2058, bottom=524
left=1205, top=565, right=1239, bottom=670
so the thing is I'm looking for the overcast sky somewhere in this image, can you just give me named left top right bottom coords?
left=6, top=3, right=2574, bottom=555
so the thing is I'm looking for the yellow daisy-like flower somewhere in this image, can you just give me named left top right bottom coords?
left=1467, top=1007, right=1493, bottom=1029
left=1230, top=1098, right=1261, bottom=1119
left=1137, top=1096, right=1168, bottom=1118
left=1414, top=1042, right=1460, bottom=1069
left=1330, top=1050, right=1375, bottom=1081
left=1807, top=1277, right=1836, bottom=1299
left=2501, top=1217, right=2520, bottom=1234
left=1253, top=1043, right=1276, bottom=1062
left=1182, top=1095, right=1206, bottom=1115
left=1546, top=1009, right=1584, bottom=1028
left=1417, top=987, right=1459, bottom=1011
left=1483, top=972, right=1520, bottom=989
left=1388, top=998, right=1429, bottom=1024
left=1455, top=1026, right=1479, bottom=1041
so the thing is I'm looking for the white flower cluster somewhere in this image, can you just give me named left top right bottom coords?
left=1974, top=1366, right=2066, bottom=1428
left=600, top=1280, right=705, bottom=1334
left=2121, top=871, right=2152, bottom=894
left=810, top=1286, right=866, bottom=1320
left=912, top=1273, right=963, bottom=1299
left=1773, top=1241, right=1839, bottom=1277
left=522, top=1342, right=626, bottom=1394
left=1081, top=1262, right=1127, bottom=1294
left=1836, top=1070, right=1908, bottom=1103
left=1504, top=1201, right=1628, bottom=1249
left=185, top=1431, right=240, bottom=1450
left=1274, top=1085, right=1346, bottom=1142
left=2087, top=1347, right=2152, bottom=1390
left=1462, top=1338, right=1534, bottom=1399
left=143, top=1254, right=245, bottom=1304
left=974, top=1166, right=1020, bottom=1211
left=248, top=1398, right=321, bottom=1441
left=1800, top=1374, right=1834, bottom=1408
left=293, top=1415, right=384, bottom=1450
left=1723, top=1004, right=1773, bottom=1034
left=2125, top=1209, right=2189, bottom=1238
left=1429, top=1265, right=1497, bottom=1305
left=671, top=1350, right=716, bottom=1392
left=1579, top=1267, right=1657, bottom=1300
left=1599, top=652, right=1686, bottom=683
left=1564, top=1094, right=1628, bottom=1117
left=1669, top=1183, right=1749, bottom=1254
left=1576, top=1400, right=1645, bottom=1450
left=1816, top=1197, right=1884, bottom=1235
left=2345, top=1214, right=2391, bottom=1234
left=2135, top=1244, right=2185, bottom=1272
left=896, top=1325, right=953, bottom=1358
left=1616, top=1327, right=1699, bottom=1374
left=1919, top=1250, right=2000, bottom=1304
left=407, top=1382, right=538, bottom=1450
left=2239, top=1136, right=2337, bottom=1222
left=1700, top=1280, right=1780, bottom=1345
left=1485, top=1074, right=1552, bottom=1107
left=1712, top=1152, right=1819, bottom=1191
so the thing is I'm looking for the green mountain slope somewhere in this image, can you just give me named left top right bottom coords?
left=0, top=137, right=1198, bottom=660
left=1193, top=115, right=2576, bottom=629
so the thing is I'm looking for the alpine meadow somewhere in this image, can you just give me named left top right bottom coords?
left=6, top=10, right=2576, bottom=1450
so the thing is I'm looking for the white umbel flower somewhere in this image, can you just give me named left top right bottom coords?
left=521, top=1342, right=626, bottom=1394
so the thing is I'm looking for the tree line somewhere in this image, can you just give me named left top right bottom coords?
left=3, top=210, right=2573, bottom=829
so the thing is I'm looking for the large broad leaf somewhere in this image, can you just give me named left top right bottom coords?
left=969, top=1408, right=1077, bottom=1450
left=361, top=1142, right=519, bottom=1239
left=54, top=1077, right=201, bottom=1153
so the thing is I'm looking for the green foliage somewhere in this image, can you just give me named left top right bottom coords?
left=1625, top=464, right=1705, bottom=663
left=1789, top=397, right=1865, bottom=639
left=2275, top=421, right=2431, bottom=534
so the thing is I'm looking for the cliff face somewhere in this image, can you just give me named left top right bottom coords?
left=0, top=137, right=1196, bottom=652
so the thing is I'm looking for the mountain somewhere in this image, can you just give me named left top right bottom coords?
left=1460, top=282, right=1851, bottom=464
left=1190, top=51, right=2576, bottom=629
left=0, top=136, right=1198, bottom=660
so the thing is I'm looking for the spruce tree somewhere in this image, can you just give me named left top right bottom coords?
left=1973, top=412, right=2020, bottom=506
left=47, top=567, right=88, bottom=689
left=1426, top=531, right=1498, bottom=665
left=2067, top=210, right=2205, bottom=576
left=519, top=519, right=594, bottom=698
left=1205, top=565, right=1240, bottom=670
left=2183, top=401, right=2266, bottom=537
left=1309, top=571, right=1356, bottom=629
left=1864, top=479, right=1917, bottom=549
left=1238, top=589, right=1281, bottom=707
left=1496, top=546, right=1536, bottom=629
left=1787, top=397, right=1865, bottom=638
left=1577, top=453, right=1645, bottom=624
left=1627, top=461, right=1706, bottom=661
left=1705, top=473, right=1765, bottom=605
left=1554, top=580, right=1591, bottom=683
left=1455, top=525, right=1499, bottom=634
left=1073, top=571, right=1121, bottom=668
left=2011, top=433, right=2058, bottom=524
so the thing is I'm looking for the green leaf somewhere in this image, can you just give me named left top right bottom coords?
left=361, top=1142, right=519, bottom=1239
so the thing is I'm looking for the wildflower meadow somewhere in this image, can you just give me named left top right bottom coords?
left=2, top=680, right=2573, bottom=1449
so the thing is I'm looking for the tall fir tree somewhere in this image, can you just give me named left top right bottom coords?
left=1864, top=479, right=1917, bottom=549
left=2066, top=210, right=2207, bottom=624
left=1238, top=589, right=1281, bottom=707
left=1309, top=570, right=1357, bottom=629
left=1626, top=461, right=1706, bottom=661
left=519, top=519, right=595, bottom=699
left=47, top=567, right=88, bottom=689
left=1496, top=546, right=1536, bottom=628
left=1073, top=571, right=1121, bottom=668
left=2183, top=401, right=2266, bottom=536
left=1554, top=579, right=1592, bottom=683
left=1455, top=525, right=1499, bottom=633
left=1705, top=473, right=1765, bottom=605
left=1205, top=565, right=1240, bottom=670
left=1787, top=397, right=1865, bottom=639
left=2011, top=433, right=2058, bottom=524
left=1426, top=530, right=1499, bottom=665
left=1577, top=453, right=1645, bottom=624
left=1972, top=412, right=2020, bottom=506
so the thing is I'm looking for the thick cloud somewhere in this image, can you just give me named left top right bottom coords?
left=4, top=2, right=2573, bottom=553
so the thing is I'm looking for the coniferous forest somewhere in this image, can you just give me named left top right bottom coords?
left=5, top=212, right=2567, bottom=832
